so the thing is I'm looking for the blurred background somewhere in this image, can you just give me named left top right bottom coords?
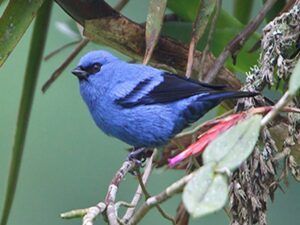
left=0, top=1, right=300, bottom=225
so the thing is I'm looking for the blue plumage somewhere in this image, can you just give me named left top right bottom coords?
left=72, top=50, right=257, bottom=148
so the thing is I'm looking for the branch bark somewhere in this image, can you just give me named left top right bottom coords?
left=128, top=173, right=194, bottom=225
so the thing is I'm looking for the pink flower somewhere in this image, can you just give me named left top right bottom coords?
left=168, top=112, right=247, bottom=167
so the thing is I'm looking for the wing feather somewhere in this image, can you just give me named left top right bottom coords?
left=115, top=72, right=225, bottom=107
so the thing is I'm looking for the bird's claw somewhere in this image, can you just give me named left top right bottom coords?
left=127, top=147, right=148, bottom=162
left=127, top=147, right=152, bottom=175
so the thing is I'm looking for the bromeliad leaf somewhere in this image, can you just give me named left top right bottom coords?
left=143, top=0, right=167, bottom=64
left=0, top=0, right=44, bottom=67
left=203, top=115, right=261, bottom=171
left=186, top=0, right=216, bottom=77
left=183, top=162, right=228, bottom=218
left=0, top=2, right=52, bottom=225
left=192, top=0, right=216, bottom=43
left=289, top=58, right=300, bottom=96
left=167, top=0, right=200, bottom=21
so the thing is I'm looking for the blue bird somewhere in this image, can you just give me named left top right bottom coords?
left=72, top=50, right=257, bottom=157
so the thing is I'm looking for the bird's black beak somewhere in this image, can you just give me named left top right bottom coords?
left=71, top=66, right=88, bottom=80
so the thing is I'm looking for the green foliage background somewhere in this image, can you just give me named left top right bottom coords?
left=0, top=1, right=300, bottom=225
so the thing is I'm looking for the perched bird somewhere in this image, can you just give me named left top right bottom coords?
left=72, top=50, right=257, bottom=156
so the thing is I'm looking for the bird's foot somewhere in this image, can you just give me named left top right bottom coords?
left=127, top=147, right=152, bottom=175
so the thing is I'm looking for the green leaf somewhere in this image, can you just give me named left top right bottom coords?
left=144, top=0, right=167, bottom=64
left=167, top=0, right=200, bottom=21
left=0, top=1, right=52, bottom=225
left=233, top=0, right=254, bottom=24
left=0, top=0, right=45, bottom=67
left=203, top=115, right=262, bottom=171
left=186, top=0, right=216, bottom=77
left=264, top=0, right=286, bottom=22
left=192, top=0, right=216, bottom=43
left=289, top=58, right=300, bottom=96
left=183, top=162, right=228, bottom=218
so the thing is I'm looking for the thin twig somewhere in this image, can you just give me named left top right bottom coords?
left=60, top=160, right=137, bottom=225
left=204, top=0, right=278, bottom=83
left=60, top=201, right=106, bottom=225
left=44, top=40, right=80, bottom=61
left=199, top=0, right=222, bottom=79
left=135, top=170, right=150, bottom=198
left=135, top=169, right=176, bottom=225
left=42, top=38, right=89, bottom=93
left=128, top=173, right=194, bottom=225
left=105, top=160, right=137, bottom=225
left=115, top=201, right=135, bottom=210
left=83, top=203, right=106, bottom=225
left=61, top=208, right=90, bottom=219
left=186, top=39, right=196, bottom=78
left=261, top=92, right=292, bottom=126
left=122, top=150, right=156, bottom=223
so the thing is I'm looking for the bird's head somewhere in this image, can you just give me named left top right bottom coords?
left=71, top=50, right=119, bottom=81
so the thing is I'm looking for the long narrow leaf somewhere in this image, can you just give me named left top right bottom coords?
left=0, top=0, right=44, bottom=67
left=143, top=0, right=167, bottom=64
left=0, top=1, right=52, bottom=225
left=186, top=0, right=216, bottom=77
left=233, top=0, right=254, bottom=24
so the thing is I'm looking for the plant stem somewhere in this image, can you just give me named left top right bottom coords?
left=0, top=1, right=52, bottom=225
left=261, top=92, right=292, bottom=126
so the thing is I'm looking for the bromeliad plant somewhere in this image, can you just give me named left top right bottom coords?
left=1, top=1, right=300, bottom=225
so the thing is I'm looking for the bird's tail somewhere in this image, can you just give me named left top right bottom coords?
left=200, top=91, right=259, bottom=101
left=180, top=91, right=258, bottom=126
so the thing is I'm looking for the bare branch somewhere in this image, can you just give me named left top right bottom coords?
left=128, top=173, right=194, bottom=225
left=261, top=92, right=292, bottom=126
left=135, top=169, right=176, bottom=225
left=122, top=151, right=156, bottom=223
left=83, top=203, right=106, bottom=225
left=105, top=160, right=137, bottom=225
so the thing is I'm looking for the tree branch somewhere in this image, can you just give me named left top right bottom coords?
left=122, top=150, right=156, bottom=223
left=261, top=92, right=292, bottom=126
left=135, top=169, right=176, bottom=224
left=105, top=160, right=138, bottom=225
left=128, top=173, right=194, bottom=225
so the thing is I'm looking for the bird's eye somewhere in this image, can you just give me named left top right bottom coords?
left=91, top=63, right=101, bottom=73
left=85, top=63, right=102, bottom=75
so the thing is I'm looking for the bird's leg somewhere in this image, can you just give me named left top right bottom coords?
left=127, top=147, right=153, bottom=175
left=128, top=147, right=147, bottom=162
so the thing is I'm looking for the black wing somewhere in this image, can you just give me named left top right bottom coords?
left=116, top=72, right=226, bottom=107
